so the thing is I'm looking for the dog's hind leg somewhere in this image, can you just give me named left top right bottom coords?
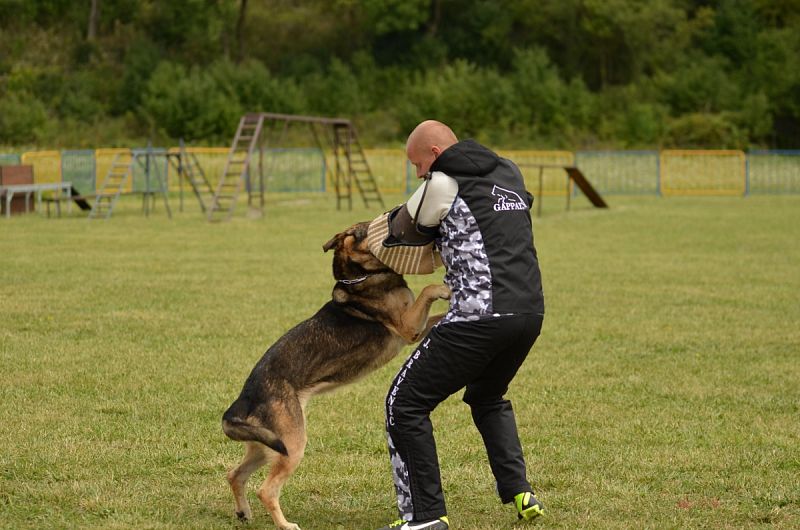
left=257, top=401, right=308, bottom=530
left=227, top=441, right=270, bottom=522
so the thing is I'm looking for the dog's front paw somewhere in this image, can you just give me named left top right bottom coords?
left=280, top=523, right=301, bottom=530
left=424, top=284, right=451, bottom=301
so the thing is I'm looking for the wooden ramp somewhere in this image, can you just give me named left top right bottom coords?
left=519, top=163, right=608, bottom=216
left=565, top=166, right=608, bottom=208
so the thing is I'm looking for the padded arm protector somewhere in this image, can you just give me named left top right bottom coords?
left=384, top=204, right=438, bottom=247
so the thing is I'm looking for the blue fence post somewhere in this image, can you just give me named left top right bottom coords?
left=656, top=152, right=661, bottom=197
left=745, top=152, right=750, bottom=197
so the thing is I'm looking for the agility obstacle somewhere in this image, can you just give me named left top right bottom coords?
left=208, top=113, right=385, bottom=222
left=89, top=145, right=182, bottom=220
left=32, top=145, right=208, bottom=219
left=518, top=164, right=608, bottom=216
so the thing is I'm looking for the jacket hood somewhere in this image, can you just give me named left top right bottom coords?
left=430, top=139, right=499, bottom=176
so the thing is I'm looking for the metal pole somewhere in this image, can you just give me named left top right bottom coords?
left=259, top=141, right=264, bottom=209
left=744, top=151, right=750, bottom=197
left=656, top=151, right=662, bottom=197
left=144, top=145, right=151, bottom=217
left=346, top=126, right=352, bottom=211
left=179, top=140, right=185, bottom=213
left=565, top=169, right=571, bottom=211
left=334, top=127, right=342, bottom=210
left=537, top=166, right=544, bottom=218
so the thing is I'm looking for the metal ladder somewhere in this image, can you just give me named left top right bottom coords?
left=177, top=140, right=214, bottom=213
left=208, top=113, right=264, bottom=222
left=89, top=151, right=133, bottom=219
left=333, top=123, right=384, bottom=210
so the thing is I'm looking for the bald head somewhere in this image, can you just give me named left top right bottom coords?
left=406, top=120, right=458, bottom=178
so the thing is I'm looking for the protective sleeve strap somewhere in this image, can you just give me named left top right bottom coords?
left=405, top=171, right=458, bottom=228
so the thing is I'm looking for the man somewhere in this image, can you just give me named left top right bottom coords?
left=376, top=120, right=546, bottom=530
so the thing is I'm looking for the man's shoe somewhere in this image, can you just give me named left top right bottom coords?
left=376, top=515, right=449, bottom=530
left=515, top=491, right=544, bottom=520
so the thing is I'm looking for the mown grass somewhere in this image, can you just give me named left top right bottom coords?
left=1, top=193, right=798, bottom=529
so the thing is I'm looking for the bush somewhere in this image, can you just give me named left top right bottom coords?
left=593, top=85, right=668, bottom=148
left=305, top=58, right=365, bottom=116
left=735, top=92, right=773, bottom=144
left=53, top=70, right=109, bottom=122
left=392, top=60, right=517, bottom=140
left=141, top=61, right=242, bottom=142
left=206, top=59, right=306, bottom=114
left=663, top=112, right=745, bottom=148
left=509, top=48, right=570, bottom=135
left=114, top=38, right=161, bottom=115
left=654, top=55, right=740, bottom=115
left=617, top=102, right=669, bottom=147
left=0, top=91, right=47, bottom=144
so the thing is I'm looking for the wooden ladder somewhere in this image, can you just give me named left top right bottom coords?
left=208, top=114, right=264, bottom=221
left=332, top=123, right=384, bottom=211
left=177, top=140, right=214, bottom=213
left=89, top=151, right=133, bottom=219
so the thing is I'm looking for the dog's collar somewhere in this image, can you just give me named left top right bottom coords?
left=336, top=269, right=394, bottom=286
left=337, top=275, right=369, bottom=285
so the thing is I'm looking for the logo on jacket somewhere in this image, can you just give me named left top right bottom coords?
left=491, top=185, right=528, bottom=211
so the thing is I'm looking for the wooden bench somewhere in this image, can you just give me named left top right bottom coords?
left=42, top=190, right=163, bottom=217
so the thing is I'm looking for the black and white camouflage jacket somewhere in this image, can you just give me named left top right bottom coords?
left=402, top=139, right=545, bottom=324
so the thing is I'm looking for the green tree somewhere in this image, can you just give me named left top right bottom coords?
left=1, top=0, right=799, bottom=148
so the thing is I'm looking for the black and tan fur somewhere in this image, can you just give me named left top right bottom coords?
left=222, top=222, right=450, bottom=530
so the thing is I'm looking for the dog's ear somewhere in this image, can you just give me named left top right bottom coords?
left=324, top=223, right=369, bottom=252
left=323, top=233, right=342, bottom=252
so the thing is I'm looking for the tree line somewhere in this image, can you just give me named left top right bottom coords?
left=1, top=0, right=798, bottom=149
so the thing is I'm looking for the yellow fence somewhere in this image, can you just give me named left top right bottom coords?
left=322, top=149, right=408, bottom=195
left=502, top=150, right=575, bottom=196
left=362, top=149, right=407, bottom=194
left=20, top=151, right=61, bottom=185
left=14, top=147, right=765, bottom=199
left=175, top=147, right=229, bottom=189
left=660, top=150, right=746, bottom=196
left=359, top=149, right=579, bottom=196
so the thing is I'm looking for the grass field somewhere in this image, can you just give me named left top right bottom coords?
left=1, top=193, right=798, bottom=529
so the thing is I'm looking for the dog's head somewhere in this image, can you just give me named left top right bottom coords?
left=323, top=222, right=393, bottom=281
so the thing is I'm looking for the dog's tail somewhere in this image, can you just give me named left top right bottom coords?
left=222, top=406, right=288, bottom=456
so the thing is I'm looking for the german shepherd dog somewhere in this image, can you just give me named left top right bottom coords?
left=222, top=222, right=451, bottom=530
